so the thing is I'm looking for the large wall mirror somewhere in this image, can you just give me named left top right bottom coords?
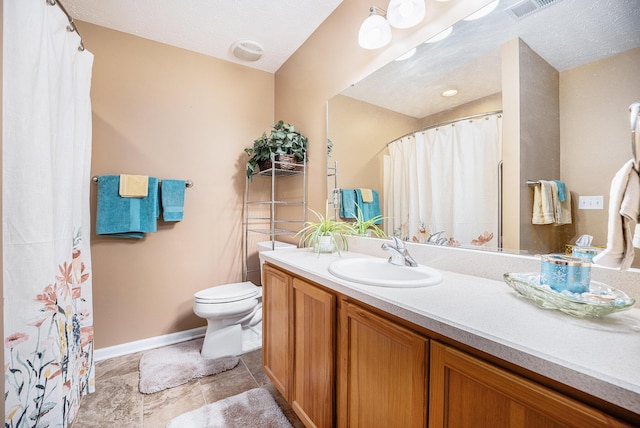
left=327, top=0, right=640, bottom=263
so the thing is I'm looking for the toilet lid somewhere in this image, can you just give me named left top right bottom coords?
left=194, top=281, right=260, bottom=303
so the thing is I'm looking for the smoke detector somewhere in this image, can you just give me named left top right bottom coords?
left=231, top=40, right=264, bottom=62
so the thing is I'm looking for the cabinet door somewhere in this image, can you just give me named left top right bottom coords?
left=338, top=301, right=428, bottom=428
left=292, top=278, right=336, bottom=428
left=262, top=264, right=292, bottom=401
left=429, top=341, right=630, bottom=428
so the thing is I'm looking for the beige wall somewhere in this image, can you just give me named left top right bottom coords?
left=561, top=47, right=640, bottom=266
left=501, top=39, right=561, bottom=253
left=328, top=94, right=420, bottom=207
left=418, top=92, right=502, bottom=129
left=80, top=22, right=275, bottom=348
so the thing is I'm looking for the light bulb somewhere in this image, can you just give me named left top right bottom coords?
left=386, top=0, right=426, bottom=29
left=358, top=8, right=392, bottom=49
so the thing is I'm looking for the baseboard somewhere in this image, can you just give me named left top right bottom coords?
left=93, top=326, right=206, bottom=362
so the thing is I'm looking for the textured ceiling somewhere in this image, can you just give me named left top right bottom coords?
left=63, top=0, right=344, bottom=73
left=341, top=0, right=640, bottom=118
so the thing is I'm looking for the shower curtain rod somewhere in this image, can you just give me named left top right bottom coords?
left=387, top=110, right=503, bottom=146
left=47, top=0, right=85, bottom=51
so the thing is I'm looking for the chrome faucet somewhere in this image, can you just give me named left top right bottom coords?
left=381, top=236, right=418, bottom=267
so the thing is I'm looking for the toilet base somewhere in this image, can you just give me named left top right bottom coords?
left=200, top=321, right=263, bottom=360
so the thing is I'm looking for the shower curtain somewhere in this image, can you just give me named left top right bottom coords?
left=3, top=1, right=95, bottom=427
left=385, top=114, right=502, bottom=248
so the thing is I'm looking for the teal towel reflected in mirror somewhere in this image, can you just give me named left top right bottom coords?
left=340, top=188, right=382, bottom=224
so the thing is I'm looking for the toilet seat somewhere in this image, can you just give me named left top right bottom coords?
left=194, top=281, right=260, bottom=304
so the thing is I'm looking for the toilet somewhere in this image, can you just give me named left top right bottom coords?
left=193, top=281, right=262, bottom=359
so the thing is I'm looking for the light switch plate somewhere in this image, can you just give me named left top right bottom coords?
left=578, top=196, right=604, bottom=210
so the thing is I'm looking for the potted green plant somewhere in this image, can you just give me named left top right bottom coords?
left=297, top=203, right=354, bottom=255
left=244, top=120, right=308, bottom=179
left=351, top=204, right=387, bottom=238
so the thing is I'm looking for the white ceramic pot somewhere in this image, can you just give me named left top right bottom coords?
left=315, top=235, right=336, bottom=253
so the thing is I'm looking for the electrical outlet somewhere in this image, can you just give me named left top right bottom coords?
left=578, top=196, right=604, bottom=210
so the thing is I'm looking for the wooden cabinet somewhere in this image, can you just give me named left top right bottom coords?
left=263, top=263, right=634, bottom=428
left=338, top=301, right=429, bottom=428
left=262, top=264, right=336, bottom=428
left=429, top=341, right=630, bottom=428
left=292, top=278, right=336, bottom=428
left=262, top=264, right=292, bottom=400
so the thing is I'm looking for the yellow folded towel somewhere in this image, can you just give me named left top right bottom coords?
left=359, top=188, right=373, bottom=203
left=119, top=174, right=149, bottom=198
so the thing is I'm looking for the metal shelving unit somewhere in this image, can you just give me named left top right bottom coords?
left=243, top=153, right=306, bottom=283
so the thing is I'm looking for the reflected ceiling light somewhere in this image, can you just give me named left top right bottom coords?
left=463, top=0, right=500, bottom=21
left=394, top=47, right=417, bottom=61
left=441, top=89, right=458, bottom=97
left=425, top=26, right=453, bottom=43
left=358, top=6, right=393, bottom=49
left=386, top=0, right=426, bottom=29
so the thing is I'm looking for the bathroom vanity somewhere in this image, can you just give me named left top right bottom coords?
left=260, top=247, right=640, bottom=428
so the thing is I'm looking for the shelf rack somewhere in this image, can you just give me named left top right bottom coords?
left=243, top=153, right=306, bottom=283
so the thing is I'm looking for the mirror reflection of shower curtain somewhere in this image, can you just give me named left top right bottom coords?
left=384, top=114, right=502, bottom=248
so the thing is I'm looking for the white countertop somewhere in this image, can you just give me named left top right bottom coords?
left=260, top=248, right=640, bottom=416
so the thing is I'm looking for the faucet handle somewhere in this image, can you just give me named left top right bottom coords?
left=391, top=236, right=405, bottom=250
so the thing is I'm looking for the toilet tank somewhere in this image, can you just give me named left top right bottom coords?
left=257, top=241, right=296, bottom=252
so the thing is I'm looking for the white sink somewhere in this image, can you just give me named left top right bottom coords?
left=328, top=257, right=443, bottom=288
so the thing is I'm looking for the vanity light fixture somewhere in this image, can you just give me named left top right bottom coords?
left=441, top=89, right=458, bottom=97
left=358, top=1, right=426, bottom=49
left=425, top=26, right=453, bottom=43
left=386, top=0, right=426, bottom=29
left=463, top=0, right=500, bottom=21
left=394, top=47, right=417, bottom=61
left=358, top=6, right=393, bottom=49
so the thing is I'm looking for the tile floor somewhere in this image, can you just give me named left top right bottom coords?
left=71, top=341, right=304, bottom=427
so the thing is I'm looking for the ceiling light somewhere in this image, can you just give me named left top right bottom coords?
left=425, top=26, right=453, bottom=43
left=230, top=40, right=263, bottom=62
left=358, top=7, right=393, bottom=49
left=441, top=89, right=458, bottom=97
left=463, top=0, right=500, bottom=21
left=386, top=0, right=426, bottom=29
left=394, top=48, right=417, bottom=61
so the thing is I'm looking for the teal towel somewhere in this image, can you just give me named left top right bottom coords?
left=340, top=189, right=357, bottom=219
left=355, top=189, right=382, bottom=225
left=552, top=180, right=567, bottom=202
left=96, top=175, right=159, bottom=238
left=161, top=179, right=186, bottom=222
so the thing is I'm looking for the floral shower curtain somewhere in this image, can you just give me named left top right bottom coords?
left=3, top=1, right=95, bottom=427
left=385, top=114, right=502, bottom=248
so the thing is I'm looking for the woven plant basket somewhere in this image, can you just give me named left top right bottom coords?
left=257, top=159, right=272, bottom=172
left=277, top=154, right=298, bottom=170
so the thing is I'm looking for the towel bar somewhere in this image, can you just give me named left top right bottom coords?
left=92, top=176, right=193, bottom=188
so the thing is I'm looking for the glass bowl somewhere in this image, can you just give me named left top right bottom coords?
left=503, top=272, right=635, bottom=318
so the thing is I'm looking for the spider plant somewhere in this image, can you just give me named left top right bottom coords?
left=351, top=204, right=387, bottom=238
left=297, top=203, right=354, bottom=255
